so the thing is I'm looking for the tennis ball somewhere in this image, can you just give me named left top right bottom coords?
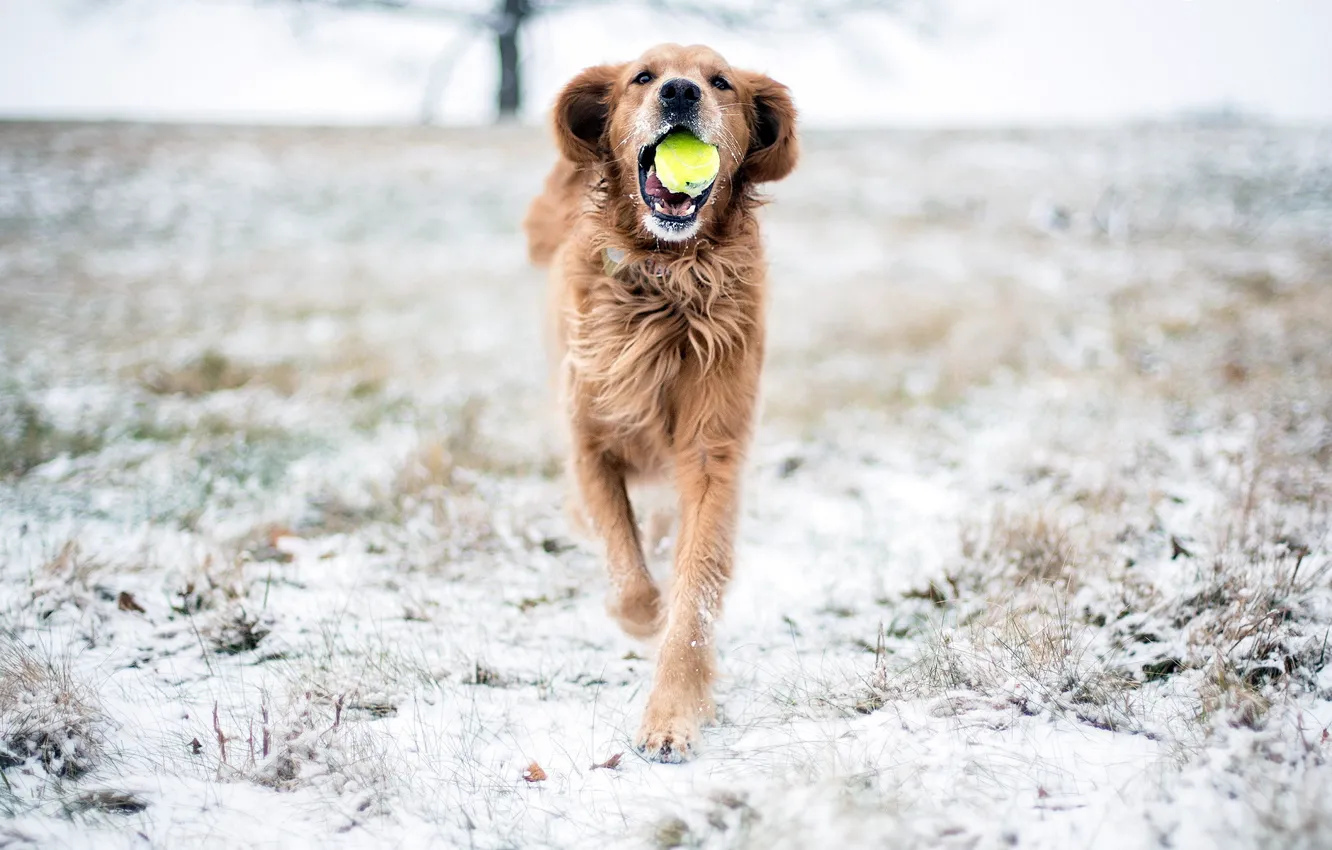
left=654, top=131, right=719, bottom=196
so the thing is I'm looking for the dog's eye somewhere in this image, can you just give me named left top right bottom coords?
left=633, top=70, right=654, bottom=85
left=711, top=76, right=731, bottom=92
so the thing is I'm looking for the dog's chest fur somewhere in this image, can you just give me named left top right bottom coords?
left=567, top=256, right=759, bottom=445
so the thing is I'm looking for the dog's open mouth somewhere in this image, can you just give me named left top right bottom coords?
left=638, top=128, right=716, bottom=228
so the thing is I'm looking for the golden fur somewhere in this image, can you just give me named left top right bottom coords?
left=524, top=44, right=797, bottom=762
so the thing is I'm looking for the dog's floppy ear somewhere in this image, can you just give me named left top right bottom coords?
left=553, top=63, right=624, bottom=165
left=739, top=72, right=798, bottom=184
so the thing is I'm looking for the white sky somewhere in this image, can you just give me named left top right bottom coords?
left=1, top=0, right=1329, bottom=126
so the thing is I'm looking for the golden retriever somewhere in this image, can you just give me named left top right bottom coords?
left=524, top=43, right=797, bottom=761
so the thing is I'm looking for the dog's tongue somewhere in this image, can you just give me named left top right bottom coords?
left=645, top=171, right=690, bottom=205
left=645, top=171, right=695, bottom=216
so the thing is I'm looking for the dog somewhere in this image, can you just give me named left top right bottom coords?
left=524, top=43, right=797, bottom=762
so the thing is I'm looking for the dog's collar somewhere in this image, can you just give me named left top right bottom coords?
left=603, top=247, right=670, bottom=280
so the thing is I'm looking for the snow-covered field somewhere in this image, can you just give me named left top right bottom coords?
left=2, top=121, right=1330, bottom=849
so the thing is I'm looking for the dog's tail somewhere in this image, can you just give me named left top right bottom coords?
left=523, top=159, right=583, bottom=267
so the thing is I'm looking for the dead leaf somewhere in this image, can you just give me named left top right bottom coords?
left=118, top=591, right=146, bottom=613
left=246, top=525, right=296, bottom=564
left=590, top=752, right=623, bottom=770
left=1170, top=536, right=1193, bottom=560
left=189, top=738, right=203, bottom=755
left=522, top=761, right=547, bottom=782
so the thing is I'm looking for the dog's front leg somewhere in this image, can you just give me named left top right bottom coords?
left=637, top=431, right=743, bottom=762
left=571, top=435, right=662, bottom=639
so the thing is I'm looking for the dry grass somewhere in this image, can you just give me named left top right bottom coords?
left=760, top=267, right=1068, bottom=427
left=140, top=350, right=298, bottom=398
left=867, top=587, right=1143, bottom=733
left=957, top=507, right=1087, bottom=588
left=0, top=641, right=106, bottom=795
left=0, top=398, right=104, bottom=479
left=25, top=542, right=110, bottom=622
left=175, top=686, right=399, bottom=822
left=873, top=425, right=1330, bottom=737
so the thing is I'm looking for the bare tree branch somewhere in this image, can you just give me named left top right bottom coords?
left=267, top=0, right=490, bottom=24
left=79, top=0, right=943, bottom=121
left=418, top=23, right=484, bottom=123
left=262, top=0, right=943, bottom=35
left=639, top=0, right=942, bottom=34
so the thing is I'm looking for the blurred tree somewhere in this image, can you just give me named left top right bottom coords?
left=82, top=0, right=940, bottom=122
left=267, top=0, right=942, bottom=122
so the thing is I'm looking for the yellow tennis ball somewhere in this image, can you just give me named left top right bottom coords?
left=654, top=131, right=719, bottom=196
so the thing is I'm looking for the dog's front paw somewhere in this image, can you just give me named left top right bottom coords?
left=607, top=579, right=662, bottom=639
left=636, top=712, right=700, bottom=763
left=635, top=690, right=715, bottom=763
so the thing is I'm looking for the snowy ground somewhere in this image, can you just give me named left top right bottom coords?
left=1, top=121, right=1331, bottom=849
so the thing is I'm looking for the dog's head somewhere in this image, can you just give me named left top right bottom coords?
left=552, top=43, right=798, bottom=244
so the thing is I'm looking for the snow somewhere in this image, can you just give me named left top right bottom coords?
left=1, top=121, right=1330, bottom=848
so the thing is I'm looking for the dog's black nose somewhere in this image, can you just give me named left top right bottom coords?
left=659, top=78, right=701, bottom=113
